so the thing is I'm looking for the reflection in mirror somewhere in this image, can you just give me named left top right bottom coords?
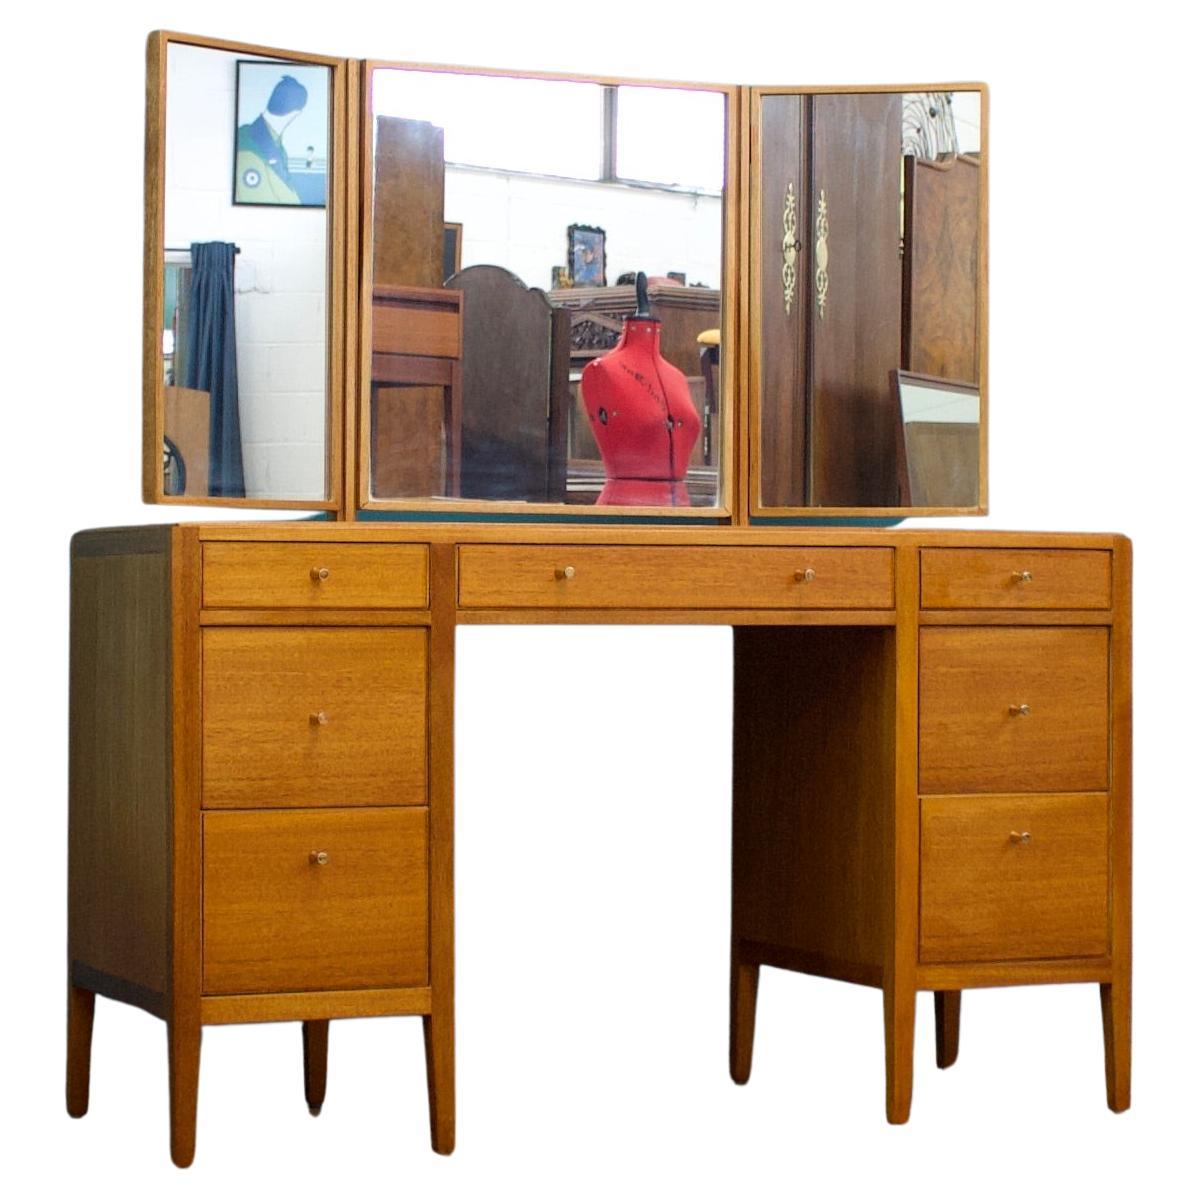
left=757, top=89, right=983, bottom=510
left=161, top=43, right=330, bottom=500
left=893, top=371, right=979, bottom=507
left=367, top=68, right=726, bottom=508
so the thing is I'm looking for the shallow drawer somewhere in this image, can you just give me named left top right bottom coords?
left=919, top=793, right=1109, bottom=963
left=458, top=546, right=894, bottom=609
left=203, top=808, right=429, bottom=994
left=203, top=542, right=428, bottom=609
left=919, top=627, right=1109, bottom=794
left=202, top=628, right=427, bottom=808
left=921, top=549, right=1111, bottom=610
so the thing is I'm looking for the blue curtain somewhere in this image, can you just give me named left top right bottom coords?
left=184, top=242, right=245, bottom=497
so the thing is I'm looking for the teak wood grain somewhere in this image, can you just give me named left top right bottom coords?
left=201, top=627, right=428, bottom=808
left=202, top=542, right=428, bottom=609
left=921, top=549, right=1111, bottom=610
left=919, top=793, right=1110, bottom=962
left=458, top=545, right=894, bottom=610
left=202, top=808, right=430, bottom=994
left=918, top=626, right=1110, bottom=794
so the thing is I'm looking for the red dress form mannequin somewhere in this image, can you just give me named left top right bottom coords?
left=580, top=278, right=700, bottom=506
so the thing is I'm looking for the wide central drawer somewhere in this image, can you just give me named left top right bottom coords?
left=203, top=808, right=429, bottom=994
left=457, top=546, right=895, bottom=609
left=919, top=626, right=1109, bottom=794
left=202, top=542, right=429, bottom=609
left=202, top=628, right=428, bottom=808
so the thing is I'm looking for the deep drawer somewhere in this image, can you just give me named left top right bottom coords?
left=202, top=628, right=428, bottom=808
left=458, top=545, right=895, bottom=609
left=921, top=549, right=1111, bottom=610
left=202, top=808, right=429, bottom=994
left=919, top=626, right=1109, bottom=794
left=202, top=542, right=428, bottom=609
left=919, top=793, right=1109, bottom=963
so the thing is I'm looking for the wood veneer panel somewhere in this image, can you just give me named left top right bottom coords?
left=732, top=625, right=894, bottom=977
left=921, top=549, right=1111, bottom=610
left=202, top=542, right=428, bottom=609
left=202, top=628, right=428, bottom=808
left=919, top=793, right=1109, bottom=962
left=202, top=808, right=429, bottom=994
left=919, top=627, right=1109, bottom=794
left=69, top=528, right=172, bottom=999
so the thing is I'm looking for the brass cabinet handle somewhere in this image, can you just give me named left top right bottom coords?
left=310, top=711, right=329, bottom=726
left=1009, top=703, right=1032, bottom=717
left=814, top=188, right=829, bottom=319
left=782, top=181, right=799, bottom=315
left=795, top=568, right=817, bottom=583
left=1012, top=570, right=1034, bottom=584
left=555, top=566, right=576, bottom=581
left=1009, top=831, right=1032, bottom=845
left=311, top=567, right=331, bottom=583
left=310, top=850, right=330, bottom=866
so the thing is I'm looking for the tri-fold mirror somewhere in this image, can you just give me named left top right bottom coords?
left=143, top=32, right=987, bottom=520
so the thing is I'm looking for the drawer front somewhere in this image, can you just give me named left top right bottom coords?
left=458, top=546, right=894, bottom=609
left=921, top=549, right=1111, bottom=610
left=203, top=628, right=427, bottom=808
left=203, top=543, right=428, bottom=609
left=920, top=793, right=1109, bottom=962
left=203, top=808, right=429, bottom=994
left=919, top=627, right=1109, bottom=794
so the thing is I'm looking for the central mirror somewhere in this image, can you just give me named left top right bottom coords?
left=363, top=66, right=730, bottom=512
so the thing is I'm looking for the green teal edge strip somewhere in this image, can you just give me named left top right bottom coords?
left=300, top=510, right=904, bottom=528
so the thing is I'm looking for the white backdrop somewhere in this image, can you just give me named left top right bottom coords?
left=3, top=2, right=1197, bottom=1196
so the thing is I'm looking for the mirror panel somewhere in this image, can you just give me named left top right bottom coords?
left=754, top=87, right=985, bottom=513
left=149, top=38, right=336, bottom=505
left=364, top=66, right=729, bottom=511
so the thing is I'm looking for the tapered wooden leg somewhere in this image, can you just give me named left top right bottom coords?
left=66, top=985, right=95, bottom=1118
left=168, top=1019, right=201, bottom=1168
left=302, top=1020, right=330, bottom=1115
left=934, top=990, right=961, bottom=1069
left=729, top=955, right=759, bottom=1085
left=884, top=984, right=916, bottom=1124
left=423, top=1012, right=455, bottom=1155
left=1100, top=979, right=1130, bottom=1112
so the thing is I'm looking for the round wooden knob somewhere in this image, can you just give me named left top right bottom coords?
left=310, top=711, right=329, bottom=726
left=1009, top=703, right=1031, bottom=717
left=1012, top=570, right=1034, bottom=584
left=796, top=568, right=817, bottom=583
left=310, top=850, right=330, bottom=866
left=555, top=566, right=576, bottom=581
left=311, top=567, right=331, bottom=582
left=1009, top=831, right=1031, bottom=845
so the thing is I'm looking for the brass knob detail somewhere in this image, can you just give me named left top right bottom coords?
left=1009, top=703, right=1031, bottom=717
left=311, top=567, right=331, bottom=582
left=310, top=850, right=330, bottom=866
left=796, top=568, right=817, bottom=583
left=555, top=566, right=576, bottom=581
left=1009, top=831, right=1032, bottom=845
left=1012, top=570, right=1034, bottom=584
left=310, top=711, right=329, bottom=726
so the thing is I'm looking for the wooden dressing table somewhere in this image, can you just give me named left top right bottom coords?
left=67, top=523, right=1131, bottom=1166
left=65, top=32, right=1132, bottom=1168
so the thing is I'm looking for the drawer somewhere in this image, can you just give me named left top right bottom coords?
left=202, top=542, right=428, bottom=609
left=921, top=549, right=1111, bottom=610
left=203, top=808, right=429, bottom=994
left=919, top=627, right=1109, bottom=794
left=202, top=628, right=427, bottom=808
left=919, top=793, right=1109, bottom=963
left=458, top=546, right=894, bottom=609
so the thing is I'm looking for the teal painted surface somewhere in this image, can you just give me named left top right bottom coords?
left=302, top=509, right=905, bottom=528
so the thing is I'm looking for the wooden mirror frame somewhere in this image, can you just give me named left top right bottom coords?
left=142, top=31, right=353, bottom=511
left=353, top=61, right=742, bottom=520
left=746, top=84, right=989, bottom=520
left=141, top=33, right=988, bottom=521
